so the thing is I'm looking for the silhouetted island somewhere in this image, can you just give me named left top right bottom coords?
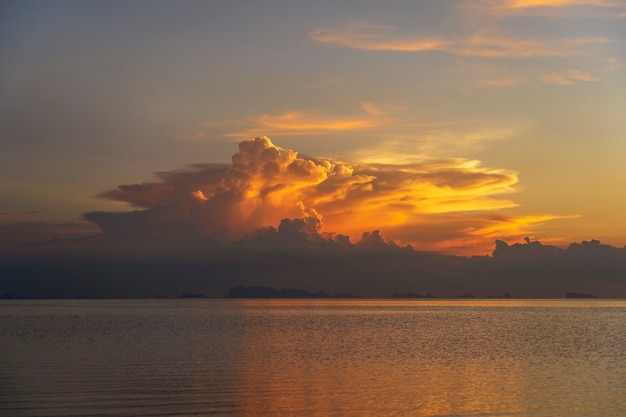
left=565, top=292, right=599, bottom=299
left=179, top=293, right=207, bottom=298
left=225, top=285, right=361, bottom=299
left=390, top=292, right=435, bottom=299
left=457, top=293, right=476, bottom=298
left=487, top=293, right=513, bottom=299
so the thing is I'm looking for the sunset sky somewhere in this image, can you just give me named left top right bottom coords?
left=2, top=0, right=626, bottom=256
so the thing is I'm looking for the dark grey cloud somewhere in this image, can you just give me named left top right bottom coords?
left=1, top=139, right=625, bottom=299
left=2, top=214, right=625, bottom=299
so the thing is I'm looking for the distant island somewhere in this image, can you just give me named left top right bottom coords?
left=223, top=287, right=605, bottom=300
left=390, top=292, right=435, bottom=299
left=565, top=292, right=599, bottom=299
left=179, top=293, right=207, bottom=298
left=0, top=287, right=606, bottom=300
left=225, top=285, right=362, bottom=299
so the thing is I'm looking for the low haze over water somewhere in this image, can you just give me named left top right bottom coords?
left=2, top=299, right=625, bottom=417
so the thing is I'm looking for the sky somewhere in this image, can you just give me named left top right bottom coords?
left=1, top=0, right=626, bottom=267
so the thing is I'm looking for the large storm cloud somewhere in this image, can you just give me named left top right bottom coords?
left=83, top=137, right=535, bottom=253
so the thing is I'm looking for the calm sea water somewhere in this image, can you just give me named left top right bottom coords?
left=1, top=299, right=625, bottom=417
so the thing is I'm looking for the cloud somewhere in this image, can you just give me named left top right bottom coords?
left=178, top=104, right=424, bottom=141
left=349, top=121, right=533, bottom=163
left=360, top=101, right=385, bottom=117
left=309, top=22, right=608, bottom=58
left=607, top=57, right=621, bottom=70
left=471, top=0, right=622, bottom=9
left=0, top=221, right=100, bottom=255
left=478, top=78, right=524, bottom=88
left=3, top=233, right=625, bottom=298
left=79, top=137, right=568, bottom=255
left=221, top=104, right=433, bottom=140
left=463, top=0, right=626, bottom=17
left=540, top=69, right=599, bottom=85
left=0, top=211, right=41, bottom=217
left=507, top=0, right=614, bottom=6
left=382, top=213, right=579, bottom=256
left=229, top=110, right=382, bottom=137
left=87, top=137, right=356, bottom=241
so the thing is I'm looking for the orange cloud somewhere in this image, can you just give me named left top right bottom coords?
left=480, top=0, right=622, bottom=9
left=349, top=121, right=532, bottom=163
left=608, top=57, right=621, bottom=70
left=187, top=103, right=442, bottom=142
left=191, top=190, right=208, bottom=201
left=479, top=78, right=524, bottom=88
left=540, top=69, right=599, bottom=85
left=462, top=0, right=626, bottom=16
left=309, top=22, right=608, bottom=58
left=377, top=213, right=580, bottom=255
left=252, top=110, right=377, bottom=133
left=86, top=137, right=572, bottom=255
left=513, top=0, right=576, bottom=5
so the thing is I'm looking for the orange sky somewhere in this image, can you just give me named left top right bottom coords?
left=1, top=0, right=625, bottom=255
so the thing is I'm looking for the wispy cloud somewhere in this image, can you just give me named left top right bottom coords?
left=478, top=78, right=524, bottom=88
left=474, top=0, right=623, bottom=9
left=181, top=102, right=442, bottom=141
left=0, top=220, right=99, bottom=255
left=360, top=101, right=385, bottom=117
left=540, top=69, right=599, bottom=85
left=0, top=211, right=41, bottom=216
left=463, top=0, right=626, bottom=17
left=229, top=110, right=382, bottom=137
left=309, top=22, right=608, bottom=58
left=349, top=121, right=533, bottom=163
left=608, top=57, right=621, bottom=70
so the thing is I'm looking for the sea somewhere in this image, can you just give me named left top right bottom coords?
left=1, top=299, right=625, bottom=417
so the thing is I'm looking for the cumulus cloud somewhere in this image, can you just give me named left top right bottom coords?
left=80, top=137, right=564, bottom=254
left=87, top=137, right=356, bottom=241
